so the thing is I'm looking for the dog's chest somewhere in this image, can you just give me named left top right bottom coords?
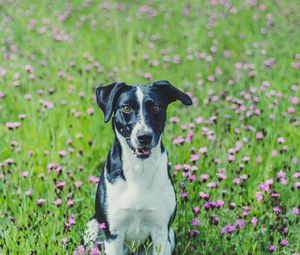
left=106, top=152, right=176, bottom=243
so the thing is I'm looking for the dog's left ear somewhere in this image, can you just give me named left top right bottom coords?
left=96, top=82, right=127, bottom=123
left=152, top=80, right=192, bottom=106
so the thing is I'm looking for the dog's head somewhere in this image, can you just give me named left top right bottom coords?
left=96, top=80, right=192, bottom=159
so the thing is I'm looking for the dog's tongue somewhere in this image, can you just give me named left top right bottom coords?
left=136, top=147, right=151, bottom=156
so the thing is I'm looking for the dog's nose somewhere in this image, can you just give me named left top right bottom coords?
left=137, top=132, right=153, bottom=145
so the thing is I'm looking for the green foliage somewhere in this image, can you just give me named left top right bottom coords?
left=0, top=0, right=299, bottom=254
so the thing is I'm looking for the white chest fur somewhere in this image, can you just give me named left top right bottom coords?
left=105, top=138, right=176, bottom=245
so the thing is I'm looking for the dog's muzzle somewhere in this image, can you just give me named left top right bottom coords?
left=125, top=137, right=152, bottom=159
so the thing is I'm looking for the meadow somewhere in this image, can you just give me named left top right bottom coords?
left=0, top=0, right=300, bottom=254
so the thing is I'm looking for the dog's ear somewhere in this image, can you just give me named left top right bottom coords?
left=152, top=80, right=192, bottom=106
left=96, top=82, right=127, bottom=122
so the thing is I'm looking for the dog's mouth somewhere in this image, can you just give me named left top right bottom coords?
left=126, top=138, right=152, bottom=159
left=134, top=147, right=152, bottom=158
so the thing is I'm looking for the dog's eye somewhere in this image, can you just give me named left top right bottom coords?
left=153, top=105, right=161, bottom=113
left=123, top=105, right=131, bottom=113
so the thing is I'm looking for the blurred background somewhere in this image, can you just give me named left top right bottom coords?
left=0, top=0, right=299, bottom=254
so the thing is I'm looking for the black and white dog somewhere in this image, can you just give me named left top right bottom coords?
left=84, top=80, right=192, bottom=255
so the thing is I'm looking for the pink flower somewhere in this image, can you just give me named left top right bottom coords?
left=293, top=182, right=300, bottom=188
left=181, top=192, right=188, bottom=199
left=6, top=122, right=21, bottom=129
left=172, top=136, right=185, bottom=145
left=227, top=155, right=235, bottom=162
left=258, top=182, right=270, bottom=193
left=190, top=154, right=200, bottom=162
left=251, top=217, right=258, bottom=226
left=280, top=178, right=288, bottom=185
left=195, top=117, right=204, bottom=124
left=37, top=198, right=46, bottom=206
left=25, top=64, right=33, bottom=72
left=221, top=224, right=236, bottom=234
left=242, top=156, right=250, bottom=162
left=185, top=130, right=194, bottom=143
left=217, top=173, right=227, bottom=180
left=74, top=180, right=83, bottom=188
left=99, top=222, right=106, bottom=229
left=291, top=207, right=299, bottom=215
left=277, top=170, right=286, bottom=179
left=67, top=214, right=76, bottom=226
left=54, top=198, right=62, bottom=206
left=18, top=114, right=26, bottom=119
left=273, top=207, right=281, bottom=214
left=87, top=108, right=95, bottom=115
left=88, top=176, right=100, bottom=183
left=58, top=150, right=67, bottom=157
left=55, top=180, right=66, bottom=190
left=223, top=50, right=231, bottom=57
left=89, top=247, right=101, bottom=255
left=183, top=164, right=191, bottom=171
left=24, top=94, right=32, bottom=100
left=288, top=107, right=296, bottom=113
left=215, top=200, right=224, bottom=208
left=279, top=239, right=288, bottom=246
left=269, top=113, right=276, bottom=119
left=67, top=199, right=74, bottom=207
left=269, top=245, right=276, bottom=252
left=207, top=182, right=217, bottom=188
left=256, top=156, right=262, bottom=163
left=258, top=4, right=266, bottom=11
left=174, top=164, right=182, bottom=170
left=73, top=245, right=85, bottom=255
left=271, top=193, right=280, bottom=198
left=192, top=218, right=200, bottom=226
left=265, top=178, right=274, bottom=186
left=199, top=192, right=209, bottom=200
left=47, top=162, right=62, bottom=173
left=242, top=206, right=251, bottom=216
left=233, top=177, right=241, bottom=184
left=173, top=55, right=180, bottom=64
left=229, top=202, right=236, bottom=209
left=62, top=237, right=68, bottom=246
left=199, top=147, right=208, bottom=154
left=256, top=192, right=264, bottom=201
left=189, top=174, right=196, bottom=181
left=20, top=171, right=29, bottom=177
left=235, top=219, right=246, bottom=228
left=256, top=131, right=264, bottom=140
left=25, top=189, right=33, bottom=196
left=200, top=174, right=209, bottom=182
left=240, top=174, right=249, bottom=180
left=194, top=206, right=200, bottom=214
left=207, top=75, right=215, bottom=82
left=143, top=73, right=152, bottom=79
left=169, top=117, right=179, bottom=123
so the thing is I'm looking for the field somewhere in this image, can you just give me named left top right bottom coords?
left=0, top=0, right=300, bottom=254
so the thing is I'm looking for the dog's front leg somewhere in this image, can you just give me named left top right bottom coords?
left=151, top=229, right=172, bottom=255
left=105, top=236, right=124, bottom=255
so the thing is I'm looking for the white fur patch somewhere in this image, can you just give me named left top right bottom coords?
left=131, top=86, right=152, bottom=148
left=104, top=131, right=176, bottom=254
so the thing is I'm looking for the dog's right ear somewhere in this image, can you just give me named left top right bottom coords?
left=95, top=82, right=127, bottom=123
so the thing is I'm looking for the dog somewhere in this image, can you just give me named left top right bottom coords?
left=83, top=80, right=192, bottom=255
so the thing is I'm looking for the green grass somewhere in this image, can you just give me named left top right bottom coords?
left=0, top=0, right=300, bottom=254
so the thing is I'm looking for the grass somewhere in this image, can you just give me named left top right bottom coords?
left=0, top=0, right=300, bottom=254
